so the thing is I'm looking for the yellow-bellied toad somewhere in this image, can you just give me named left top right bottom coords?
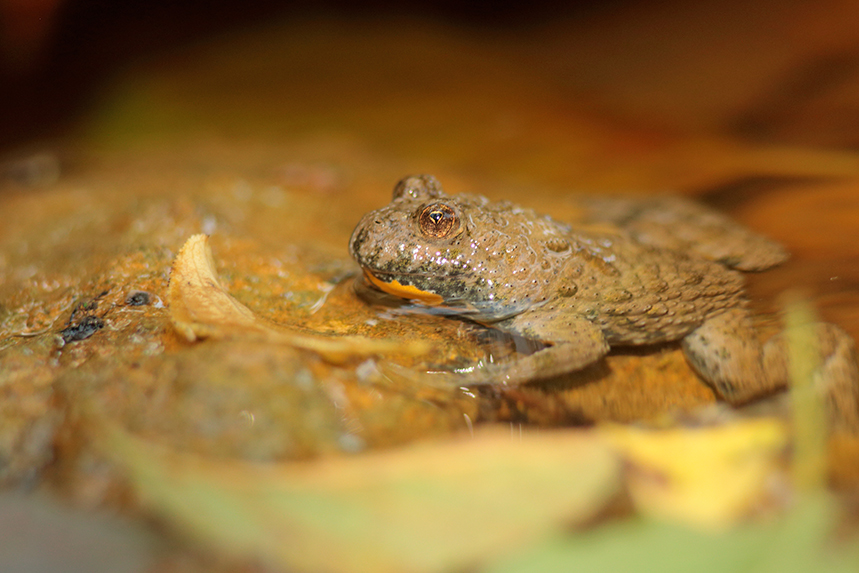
left=349, top=175, right=859, bottom=430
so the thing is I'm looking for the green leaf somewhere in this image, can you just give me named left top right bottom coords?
left=104, top=426, right=622, bottom=573
left=487, top=494, right=859, bottom=573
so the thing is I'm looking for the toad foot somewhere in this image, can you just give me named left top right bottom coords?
left=683, top=309, right=859, bottom=433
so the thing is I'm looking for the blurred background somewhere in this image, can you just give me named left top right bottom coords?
left=5, top=0, right=859, bottom=151
left=1, top=0, right=607, bottom=150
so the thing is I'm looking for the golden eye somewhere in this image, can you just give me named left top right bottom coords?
left=418, top=203, right=460, bottom=238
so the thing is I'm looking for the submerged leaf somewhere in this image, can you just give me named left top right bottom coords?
left=168, top=234, right=429, bottom=362
left=104, top=425, right=622, bottom=573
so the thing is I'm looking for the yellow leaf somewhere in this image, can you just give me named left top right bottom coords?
left=603, top=419, right=788, bottom=529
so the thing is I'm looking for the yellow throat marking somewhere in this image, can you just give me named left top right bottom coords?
left=363, top=270, right=444, bottom=306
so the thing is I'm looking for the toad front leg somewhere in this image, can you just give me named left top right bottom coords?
left=486, top=313, right=610, bottom=385
left=682, top=308, right=859, bottom=432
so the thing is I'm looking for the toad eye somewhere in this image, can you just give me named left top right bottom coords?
left=418, top=203, right=461, bottom=239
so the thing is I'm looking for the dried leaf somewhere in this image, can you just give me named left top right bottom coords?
left=168, top=234, right=428, bottom=362
left=104, top=425, right=622, bottom=573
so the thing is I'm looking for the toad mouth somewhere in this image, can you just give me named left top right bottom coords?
left=362, top=269, right=445, bottom=306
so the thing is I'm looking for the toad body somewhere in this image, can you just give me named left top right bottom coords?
left=350, top=175, right=859, bottom=429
